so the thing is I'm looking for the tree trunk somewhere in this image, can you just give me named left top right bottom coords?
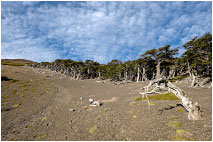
left=125, top=71, right=128, bottom=81
left=190, top=72, right=196, bottom=87
left=98, top=71, right=101, bottom=79
left=152, top=73, right=155, bottom=80
left=142, top=77, right=202, bottom=120
left=167, top=82, right=202, bottom=120
left=187, top=62, right=192, bottom=77
left=73, top=70, right=76, bottom=80
left=129, top=70, right=132, bottom=81
left=119, top=72, right=122, bottom=80
left=156, top=61, right=162, bottom=78
left=137, top=67, right=140, bottom=82
left=142, top=66, right=147, bottom=81
left=76, top=72, right=81, bottom=80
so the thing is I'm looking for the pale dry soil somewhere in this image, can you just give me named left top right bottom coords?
left=1, top=65, right=212, bottom=141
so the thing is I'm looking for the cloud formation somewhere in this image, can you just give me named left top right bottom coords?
left=1, top=1, right=212, bottom=63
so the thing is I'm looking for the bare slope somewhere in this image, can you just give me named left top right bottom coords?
left=1, top=65, right=212, bottom=141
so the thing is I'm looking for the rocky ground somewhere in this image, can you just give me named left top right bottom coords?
left=1, top=65, right=212, bottom=141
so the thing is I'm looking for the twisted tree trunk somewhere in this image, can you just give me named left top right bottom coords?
left=137, top=67, right=140, bottom=82
left=142, top=66, right=147, bottom=81
left=190, top=72, right=196, bottom=87
left=142, top=77, right=202, bottom=120
left=156, top=61, right=162, bottom=78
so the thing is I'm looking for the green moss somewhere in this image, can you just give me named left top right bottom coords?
left=12, top=102, right=21, bottom=108
left=24, top=88, right=29, bottom=91
left=128, top=109, right=136, bottom=114
left=149, top=102, right=155, bottom=105
left=4, top=95, right=10, bottom=99
left=96, top=117, right=101, bottom=120
left=104, top=108, right=111, bottom=111
left=89, top=126, right=97, bottom=134
left=12, top=90, right=18, bottom=95
left=176, top=129, right=187, bottom=134
left=34, top=134, right=47, bottom=139
left=9, top=79, right=19, bottom=83
left=83, top=106, right=88, bottom=110
left=134, top=92, right=179, bottom=101
left=20, top=94, right=25, bottom=98
left=171, top=129, right=194, bottom=141
left=129, top=102, right=137, bottom=106
left=26, top=125, right=31, bottom=128
left=38, top=93, right=44, bottom=96
left=168, top=121, right=181, bottom=129
left=177, top=108, right=184, bottom=112
left=20, top=84, right=31, bottom=87
left=24, top=81, right=31, bottom=84
left=134, top=97, right=143, bottom=101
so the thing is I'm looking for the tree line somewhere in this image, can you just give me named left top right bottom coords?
left=30, top=32, right=212, bottom=82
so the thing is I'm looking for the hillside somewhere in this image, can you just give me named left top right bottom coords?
left=1, top=59, right=37, bottom=66
left=1, top=64, right=212, bottom=141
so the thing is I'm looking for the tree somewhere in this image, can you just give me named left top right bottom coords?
left=182, top=32, right=212, bottom=78
left=140, top=46, right=178, bottom=79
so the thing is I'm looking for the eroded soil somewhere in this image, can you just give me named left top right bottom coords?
left=1, top=65, right=212, bottom=141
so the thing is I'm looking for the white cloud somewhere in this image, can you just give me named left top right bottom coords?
left=1, top=1, right=212, bottom=63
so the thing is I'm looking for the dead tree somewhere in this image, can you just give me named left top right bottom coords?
left=190, top=72, right=196, bottom=87
left=140, top=77, right=202, bottom=120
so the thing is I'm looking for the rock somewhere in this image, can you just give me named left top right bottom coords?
left=80, top=97, right=83, bottom=100
left=89, top=98, right=102, bottom=107
left=69, top=109, right=75, bottom=112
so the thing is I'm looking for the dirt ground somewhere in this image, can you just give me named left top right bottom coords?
left=1, top=65, right=212, bottom=141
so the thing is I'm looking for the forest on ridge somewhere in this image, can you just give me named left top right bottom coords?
left=31, top=32, right=212, bottom=84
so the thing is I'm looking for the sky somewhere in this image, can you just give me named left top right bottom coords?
left=1, top=1, right=212, bottom=64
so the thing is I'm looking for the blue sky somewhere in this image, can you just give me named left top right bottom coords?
left=1, top=1, right=212, bottom=64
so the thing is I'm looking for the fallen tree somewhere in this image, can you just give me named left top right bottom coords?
left=140, top=77, right=202, bottom=120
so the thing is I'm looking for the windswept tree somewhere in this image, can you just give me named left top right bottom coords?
left=31, top=33, right=211, bottom=85
left=182, top=32, right=212, bottom=78
left=141, top=45, right=178, bottom=79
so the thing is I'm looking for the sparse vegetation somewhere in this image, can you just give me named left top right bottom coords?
left=177, top=108, right=184, bottom=112
left=1, top=44, right=211, bottom=141
left=9, top=79, right=19, bottom=83
left=12, top=102, right=21, bottom=108
left=171, top=129, right=194, bottom=141
left=129, top=102, right=137, bottom=106
left=20, top=94, right=25, bottom=98
left=12, top=90, right=18, bottom=95
left=38, top=93, right=43, bottom=96
left=89, top=126, right=97, bottom=134
left=134, top=92, right=179, bottom=101
left=83, top=106, right=88, bottom=110
left=34, top=133, right=47, bottom=139
left=4, top=95, right=10, bottom=99
left=1, top=61, right=25, bottom=66
left=128, top=109, right=136, bottom=114
left=168, top=121, right=181, bottom=129
left=104, top=108, right=111, bottom=112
